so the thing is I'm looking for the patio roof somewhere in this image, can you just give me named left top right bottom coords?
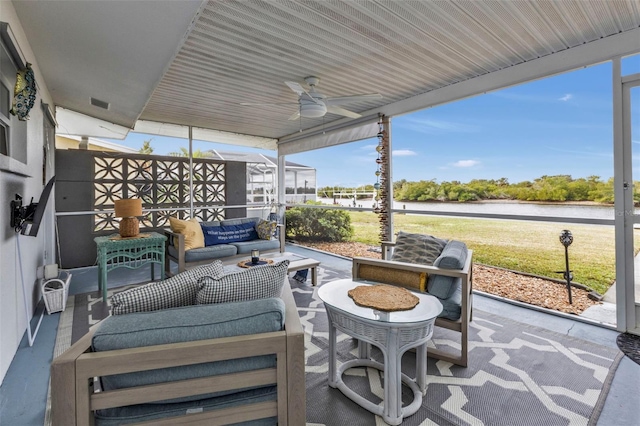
left=11, top=0, right=640, bottom=152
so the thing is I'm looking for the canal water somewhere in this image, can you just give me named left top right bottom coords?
left=319, top=198, right=628, bottom=220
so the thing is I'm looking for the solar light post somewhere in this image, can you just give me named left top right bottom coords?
left=559, top=230, right=574, bottom=304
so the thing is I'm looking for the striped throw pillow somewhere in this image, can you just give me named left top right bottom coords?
left=392, top=232, right=447, bottom=265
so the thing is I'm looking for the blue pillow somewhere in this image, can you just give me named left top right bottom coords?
left=201, top=223, right=258, bottom=246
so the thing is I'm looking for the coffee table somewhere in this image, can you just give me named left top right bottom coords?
left=318, top=279, right=442, bottom=425
left=224, top=251, right=321, bottom=285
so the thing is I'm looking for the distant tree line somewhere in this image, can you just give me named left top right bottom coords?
left=393, top=175, right=633, bottom=204
left=321, top=175, right=640, bottom=204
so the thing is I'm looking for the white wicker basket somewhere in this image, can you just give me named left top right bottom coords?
left=41, top=271, right=72, bottom=315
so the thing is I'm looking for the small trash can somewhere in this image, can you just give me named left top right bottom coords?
left=41, top=271, right=72, bottom=314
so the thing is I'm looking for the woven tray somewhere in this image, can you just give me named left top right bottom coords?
left=237, top=258, right=274, bottom=268
left=348, top=284, right=419, bottom=312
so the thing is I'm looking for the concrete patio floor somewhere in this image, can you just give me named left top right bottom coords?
left=0, top=244, right=638, bottom=425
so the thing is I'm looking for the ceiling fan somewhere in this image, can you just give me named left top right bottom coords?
left=241, top=76, right=382, bottom=120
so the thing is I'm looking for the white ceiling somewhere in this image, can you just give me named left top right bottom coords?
left=11, top=0, right=640, bottom=148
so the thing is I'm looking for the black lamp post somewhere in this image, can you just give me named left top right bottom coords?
left=559, top=230, right=574, bottom=304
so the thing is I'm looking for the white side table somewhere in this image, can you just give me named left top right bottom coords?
left=318, top=279, right=443, bottom=425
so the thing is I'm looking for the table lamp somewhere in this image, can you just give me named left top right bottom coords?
left=114, top=198, right=142, bottom=237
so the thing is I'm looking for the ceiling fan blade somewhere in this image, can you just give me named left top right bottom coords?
left=285, top=81, right=319, bottom=104
left=288, top=111, right=301, bottom=121
left=326, top=105, right=361, bottom=118
left=326, top=93, right=382, bottom=105
left=240, top=102, right=299, bottom=106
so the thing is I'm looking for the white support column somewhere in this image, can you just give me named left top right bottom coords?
left=613, top=57, right=632, bottom=332
left=277, top=150, right=286, bottom=226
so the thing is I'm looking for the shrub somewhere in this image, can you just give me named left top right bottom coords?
left=285, top=206, right=353, bottom=242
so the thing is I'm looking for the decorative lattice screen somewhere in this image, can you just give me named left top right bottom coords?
left=92, top=153, right=226, bottom=232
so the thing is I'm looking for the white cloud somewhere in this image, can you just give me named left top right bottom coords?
left=452, top=160, right=479, bottom=168
left=392, top=149, right=417, bottom=156
left=399, top=117, right=479, bottom=134
left=559, top=94, right=573, bottom=101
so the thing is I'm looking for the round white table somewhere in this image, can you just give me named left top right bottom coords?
left=318, top=279, right=443, bottom=425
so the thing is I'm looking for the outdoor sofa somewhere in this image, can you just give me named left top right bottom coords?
left=50, top=261, right=305, bottom=425
left=165, top=217, right=285, bottom=276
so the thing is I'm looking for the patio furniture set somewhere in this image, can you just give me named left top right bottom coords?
left=51, top=227, right=471, bottom=425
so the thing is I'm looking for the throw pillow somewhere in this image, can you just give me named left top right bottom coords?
left=111, top=261, right=224, bottom=315
left=201, top=222, right=258, bottom=246
left=196, top=260, right=289, bottom=304
left=391, top=231, right=447, bottom=265
left=255, top=219, right=277, bottom=240
left=168, top=217, right=205, bottom=250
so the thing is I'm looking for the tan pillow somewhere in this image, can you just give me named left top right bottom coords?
left=168, top=217, right=205, bottom=250
left=356, top=263, right=427, bottom=292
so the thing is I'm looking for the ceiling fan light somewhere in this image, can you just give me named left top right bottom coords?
left=300, top=102, right=327, bottom=118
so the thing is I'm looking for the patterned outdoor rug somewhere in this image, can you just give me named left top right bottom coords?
left=46, top=266, right=622, bottom=426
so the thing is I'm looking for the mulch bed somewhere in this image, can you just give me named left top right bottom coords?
left=295, top=240, right=600, bottom=315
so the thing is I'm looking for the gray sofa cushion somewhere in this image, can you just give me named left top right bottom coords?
left=92, top=298, right=286, bottom=402
left=168, top=243, right=238, bottom=263
left=427, top=240, right=468, bottom=300
left=231, top=238, right=280, bottom=254
left=392, top=232, right=447, bottom=265
left=111, top=261, right=224, bottom=315
left=196, top=260, right=289, bottom=304
left=95, top=386, right=277, bottom=426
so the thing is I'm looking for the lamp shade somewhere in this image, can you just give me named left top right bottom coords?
left=114, top=199, right=142, bottom=218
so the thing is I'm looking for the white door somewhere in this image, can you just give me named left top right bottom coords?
left=616, top=73, right=640, bottom=335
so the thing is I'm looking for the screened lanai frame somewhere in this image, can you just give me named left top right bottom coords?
left=272, top=53, right=640, bottom=336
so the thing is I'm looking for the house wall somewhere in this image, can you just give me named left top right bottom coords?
left=0, top=1, right=55, bottom=385
left=55, top=150, right=248, bottom=268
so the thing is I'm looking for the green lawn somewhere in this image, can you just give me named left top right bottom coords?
left=347, top=211, right=638, bottom=295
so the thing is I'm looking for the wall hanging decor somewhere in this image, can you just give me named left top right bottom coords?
left=10, top=62, right=37, bottom=121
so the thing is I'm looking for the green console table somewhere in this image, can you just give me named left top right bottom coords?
left=94, top=232, right=167, bottom=302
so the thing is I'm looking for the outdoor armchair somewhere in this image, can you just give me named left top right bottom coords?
left=352, top=235, right=473, bottom=367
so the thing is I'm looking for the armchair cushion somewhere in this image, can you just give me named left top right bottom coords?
left=427, top=240, right=469, bottom=299
left=168, top=217, right=205, bottom=250
left=196, top=260, right=289, bottom=304
left=434, top=240, right=469, bottom=269
left=392, top=231, right=447, bottom=265
left=438, top=277, right=463, bottom=320
left=92, top=298, right=286, bottom=404
left=111, top=261, right=225, bottom=315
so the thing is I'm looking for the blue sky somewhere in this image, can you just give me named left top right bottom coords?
left=109, top=55, right=640, bottom=188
